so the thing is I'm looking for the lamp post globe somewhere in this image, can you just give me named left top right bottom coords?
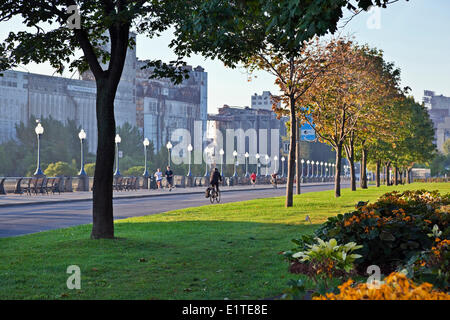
left=114, top=134, right=121, bottom=176
left=78, top=129, right=87, bottom=176
left=34, top=121, right=44, bottom=176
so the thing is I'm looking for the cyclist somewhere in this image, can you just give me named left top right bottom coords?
left=210, top=167, right=222, bottom=195
left=270, top=172, right=278, bottom=189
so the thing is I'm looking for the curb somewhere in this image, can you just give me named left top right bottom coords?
left=0, top=183, right=336, bottom=208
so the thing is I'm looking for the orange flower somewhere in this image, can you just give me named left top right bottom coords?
left=313, top=273, right=450, bottom=300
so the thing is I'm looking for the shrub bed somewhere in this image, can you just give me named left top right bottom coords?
left=314, top=190, right=449, bottom=274
left=283, top=189, right=450, bottom=298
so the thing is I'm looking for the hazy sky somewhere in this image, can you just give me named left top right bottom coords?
left=1, top=0, right=449, bottom=114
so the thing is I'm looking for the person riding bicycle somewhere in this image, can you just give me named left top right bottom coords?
left=210, top=167, right=222, bottom=194
left=270, top=172, right=278, bottom=188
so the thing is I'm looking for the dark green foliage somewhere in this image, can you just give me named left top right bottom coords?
left=314, top=190, right=449, bottom=274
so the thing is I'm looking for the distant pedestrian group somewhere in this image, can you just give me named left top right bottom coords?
left=154, top=166, right=174, bottom=191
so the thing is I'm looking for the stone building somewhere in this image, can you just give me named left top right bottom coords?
left=136, top=64, right=207, bottom=152
left=250, top=91, right=280, bottom=111
left=423, top=90, right=450, bottom=152
left=0, top=36, right=207, bottom=155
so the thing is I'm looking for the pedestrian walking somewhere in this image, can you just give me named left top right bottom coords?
left=250, top=172, right=257, bottom=187
left=154, top=168, right=163, bottom=189
left=165, top=166, right=174, bottom=191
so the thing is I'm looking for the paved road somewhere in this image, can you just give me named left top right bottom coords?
left=0, top=184, right=344, bottom=238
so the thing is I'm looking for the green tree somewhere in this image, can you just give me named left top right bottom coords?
left=0, top=1, right=191, bottom=239
left=442, top=139, right=450, bottom=156
left=172, top=0, right=404, bottom=206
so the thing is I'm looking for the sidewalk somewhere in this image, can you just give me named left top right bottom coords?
left=0, top=182, right=335, bottom=208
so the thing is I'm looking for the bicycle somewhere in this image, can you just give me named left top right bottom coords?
left=209, top=187, right=221, bottom=203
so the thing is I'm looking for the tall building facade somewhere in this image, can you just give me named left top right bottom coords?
left=423, top=90, right=450, bottom=152
left=251, top=91, right=280, bottom=111
left=0, top=37, right=207, bottom=155
left=136, top=64, right=207, bottom=152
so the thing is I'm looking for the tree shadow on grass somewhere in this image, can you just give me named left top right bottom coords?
left=0, top=220, right=319, bottom=300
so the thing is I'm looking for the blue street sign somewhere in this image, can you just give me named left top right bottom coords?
left=300, top=117, right=316, bottom=142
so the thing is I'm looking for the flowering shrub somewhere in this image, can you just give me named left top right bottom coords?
left=283, top=237, right=362, bottom=295
left=401, top=230, right=450, bottom=291
left=314, top=190, right=449, bottom=274
left=313, top=272, right=450, bottom=300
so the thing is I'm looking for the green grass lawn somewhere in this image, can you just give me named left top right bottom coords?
left=1, top=183, right=449, bottom=300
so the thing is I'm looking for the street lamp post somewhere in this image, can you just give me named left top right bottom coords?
left=143, top=138, right=150, bottom=177
left=142, top=138, right=150, bottom=189
left=320, top=161, right=324, bottom=180
left=78, top=129, right=87, bottom=176
left=244, top=152, right=250, bottom=177
left=114, top=134, right=121, bottom=176
left=187, top=144, right=193, bottom=177
left=255, top=153, right=260, bottom=177
left=281, top=156, right=285, bottom=177
left=166, top=141, right=173, bottom=167
left=306, top=160, right=310, bottom=179
left=34, top=121, right=44, bottom=176
left=265, top=155, right=269, bottom=176
left=219, top=148, right=224, bottom=177
left=274, top=156, right=278, bottom=174
left=301, top=159, right=305, bottom=179
left=233, top=150, right=238, bottom=177
left=204, top=147, right=211, bottom=177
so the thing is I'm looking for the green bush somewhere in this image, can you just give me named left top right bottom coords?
left=85, top=163, right=95, bottom=176
left=44, top=161, right=77, bottom=177
left=311, top=190, right=450, bottom=274
left=401, top=227, right=450, bottom=291
left=124, top=166, right=145, bottom=177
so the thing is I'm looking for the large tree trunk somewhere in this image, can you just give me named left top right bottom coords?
left=285, top=94, right=296, bottom=207
left=334, top=143, right=343, bottom=197
left=296, top=121, right=301, bottom=195
left=394, top=166, right=399, bottom=185
left=89, top=27, right=130, bottom=239
left=91, top=78, right=119, bottom=239
left=360, top=147, right=368, bottom=189
left=376, top=160, right=381, bottom=187
left=386, top=163, right=391, bottom=186
left=344, top=141, right=356, bottom=191
left=407, top=167, right=412, bottom=184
